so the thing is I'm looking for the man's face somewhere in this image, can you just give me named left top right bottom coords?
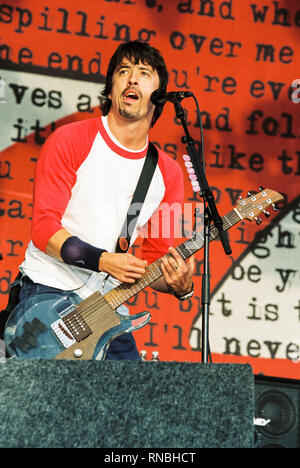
left=109, top=57, right=160, bottom=124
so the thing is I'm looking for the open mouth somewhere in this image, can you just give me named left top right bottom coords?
left=123, top=89, right=140, bottom=102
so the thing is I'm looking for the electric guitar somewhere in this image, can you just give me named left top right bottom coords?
left=4, top=188, right=283, bottom=361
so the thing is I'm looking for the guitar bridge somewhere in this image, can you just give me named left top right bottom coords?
left=51, top=319, right=76, bottom=349
left=51, top=308, right=92, bottom=349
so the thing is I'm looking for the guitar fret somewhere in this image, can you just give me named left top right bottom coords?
left=191, top=236, right=200, bottom=249
left=105, top=263, right=162, bottom=309
left=151, top=261, right=162, bottom=277
left=184, top=245, right=193, bottom=257
left=177, top=244, right=190, bottom=259
left=106, top=290, right=119, bottom=308
left=103, top=208, right=247, bottom=310
left=223, top=214, right=232, bottom=228
left=209, top=227, right=218, bottom=240
left=188, top=236, right=201, bottom=254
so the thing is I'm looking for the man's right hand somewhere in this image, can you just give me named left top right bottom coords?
left=99, top=252, right=148, bottom=283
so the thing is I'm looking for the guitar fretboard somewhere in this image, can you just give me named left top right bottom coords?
left=104, top=208, right=240, bottom=309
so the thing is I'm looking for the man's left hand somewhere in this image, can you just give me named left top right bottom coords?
left=161, top=247, right=194, bottom=297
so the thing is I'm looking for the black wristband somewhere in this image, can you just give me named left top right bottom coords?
left=60, top=236, right=107, bottom=272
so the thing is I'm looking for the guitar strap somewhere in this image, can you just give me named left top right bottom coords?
left=116, top=142, right=158, bottom=253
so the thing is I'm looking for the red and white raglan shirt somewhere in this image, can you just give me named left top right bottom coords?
left=21, top=116, right=184, bottom=295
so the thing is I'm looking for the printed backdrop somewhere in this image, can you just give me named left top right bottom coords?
left=0, top=0, right=299, bottom=378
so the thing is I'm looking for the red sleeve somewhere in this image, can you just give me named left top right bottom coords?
left=141, top=149, right=184, bottom=263
left=31, top=119, right=99, bottom=252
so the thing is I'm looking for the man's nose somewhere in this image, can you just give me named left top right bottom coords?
left=128, top=70, right=138, bottom=86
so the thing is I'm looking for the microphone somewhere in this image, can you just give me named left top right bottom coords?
left=150, top=89, right=193, bottom=105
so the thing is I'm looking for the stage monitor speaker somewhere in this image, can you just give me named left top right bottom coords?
left=255, top=374, right=300, bottom=448
left=0, top=360, right=254, bottom=448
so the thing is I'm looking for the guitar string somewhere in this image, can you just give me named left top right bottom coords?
left=72, top=209, right=241, bottom=332
left=76, top=244, right=196, bottom=326
left=65, top=191, right=278, bottom=336
left=89, top=191, right=278, bottom=316
left=71, top=196, right=277, bottom=334
left=63, top=208, right=242, bottom=335
left=73, top=205, right=238, bottom=325
left=63, top=193, right=278, bottom=334
left=63, top=264, right=164, bottom=334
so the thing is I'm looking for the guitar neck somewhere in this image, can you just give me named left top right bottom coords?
left=104, top=208, right=241, bottom=309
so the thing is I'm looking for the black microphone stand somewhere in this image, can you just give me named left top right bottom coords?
left=171, top=95, right=232, bottom=363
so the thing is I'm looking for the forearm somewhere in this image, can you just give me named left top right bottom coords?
left=151, top=275, right=193, bottom=296
left=46, top=230, right=147, bottom=283
left=151, top=276, right=171, bottom=294
left=46, top=230, right=107, bottom=273
left=46, top=228, right=72, bottom=259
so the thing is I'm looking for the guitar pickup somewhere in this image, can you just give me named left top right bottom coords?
left=10, top=318, right=47, bottom=354
left=11, top=336, right=30, bottom=353
left=62, top=309, right=92, bottom=342
left=31, top=318, right=47, bottom=333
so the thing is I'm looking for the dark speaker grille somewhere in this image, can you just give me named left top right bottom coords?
left=255, top=376, right=300, bottom=448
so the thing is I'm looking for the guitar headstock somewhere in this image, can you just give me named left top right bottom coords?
left=235, top=188, right=284, bottom=224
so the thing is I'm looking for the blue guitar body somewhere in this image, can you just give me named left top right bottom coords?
left=4, top=290, right=150, bottom=360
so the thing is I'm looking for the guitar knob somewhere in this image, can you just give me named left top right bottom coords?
left=74, top=348, right=83, bottom=358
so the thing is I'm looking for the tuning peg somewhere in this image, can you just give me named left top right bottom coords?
left=272, top=203, right=279, bottom=212
left=255, top=217, right=262, bottom=225
left=263, top=209, right=270, bottom=217
left=259, top=186, right=265, bottom=191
